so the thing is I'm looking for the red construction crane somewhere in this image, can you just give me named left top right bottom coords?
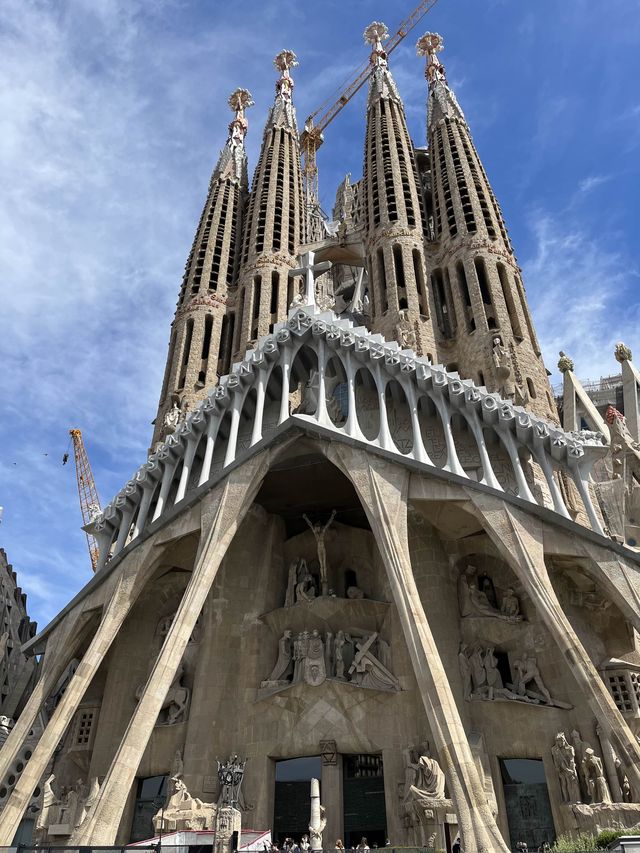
left=300, top=0, right=440, bottom=236
left=68, top=428, right=101, bottom=572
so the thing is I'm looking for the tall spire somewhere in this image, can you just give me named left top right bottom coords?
left=152, top=88, right=253, bottom=449
left=361, top=21, right=436, bottom=358
left=416, top=32, right=557, bottom=420
left=234, top=50, right=304, bottom=360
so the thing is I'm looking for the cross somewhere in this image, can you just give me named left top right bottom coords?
left=289, top=250, right=332, bottom=307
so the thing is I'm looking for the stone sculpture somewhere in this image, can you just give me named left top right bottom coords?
left=261, top=630, right=293, bottom=686
left=552, top=733, right=581, bottom=803
left=153, top=776, right=217, bottom=832
left=459, top=645, right=570, bottom=707
left=261, top=629, right=398, bottom=692
left=135, top=660, right=190, bottom=725
left=296, top=571, right=317, bottom=603
left=402, top=742, right=450, bottom=848
left=583, top=749, right=612, bottom=804
left=557, top=351, right=574, bottom=373
left=217, top=754, right=247, bottom=807
left=163, top=401, right=183, bottom=436
left=35, top=774, right=100, bottom=840
left=500, top=587, right=521, bottom=619
left=284, top=560, right=298, bottom=607
left=304, top=629, right=327, bottom=686
left=303, top=510, right=337, bottom=596
left=396, top=311, right=417, bottom=350
left=309, top=777, right=326, bottom=851
left=458, top=565, right=522, bottom=622
left=615, top=341, right=633, bottom=363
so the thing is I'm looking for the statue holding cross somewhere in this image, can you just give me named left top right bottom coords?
left=289, top=250, right=333, bottom=308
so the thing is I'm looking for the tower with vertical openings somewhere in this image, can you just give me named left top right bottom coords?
left=152, top=89, right=253, bottom=447
left=233, top=50, right=305, bottom=362
left=361, top=23, right=437, bottom=359
left=417, top=33, right=556, bottom=420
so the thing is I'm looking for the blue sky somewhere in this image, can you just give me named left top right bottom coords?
left=1, top=0, right=639, bottom=629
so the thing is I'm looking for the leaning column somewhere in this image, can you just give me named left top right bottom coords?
left=467, top=491, right=640, bottom=793
left=0, top=542, right=159, bottom=845
left=71, top=450, right=270, bottom=845
left=327, top=445, right=510, bottom=853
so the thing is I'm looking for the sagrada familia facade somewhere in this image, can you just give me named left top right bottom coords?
left=2, top=23, right=640, bottom=853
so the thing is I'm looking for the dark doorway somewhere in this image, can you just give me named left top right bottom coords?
left=130, top=774, right=168, bottom=842
left=500, top=758, right=555, bottom=850
left=273, top=756, right=322, bottom=845
left=343, top=754, right=387, bottom=847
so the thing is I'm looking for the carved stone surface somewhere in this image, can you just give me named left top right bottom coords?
left=153, top=777, right=217, bottom=833
left=260, top=627, right=398, bottom=695
left=458, top=565, right=523, bottom=622
left=552, top=733, right=581, bottom=803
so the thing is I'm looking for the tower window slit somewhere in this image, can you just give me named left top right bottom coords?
left=456, top=262, right=475, bottom=332
left=412, top=249, right=428, bottom=317
left=380, top=103, right=398, bottom=221
left=390, top=104, right=415, bottom=226
left=252, top=275, right=262, bottom=322
left=431, top=268, right=453, bottom=339
left=287, top=135, right=297, bottom=255
left=235, top=289, right=245, bottom=353
left=474, top=257, right=492, bottom=305
left=496, top=262, right=523, bottom=338
left=393, top=244, right=407, bottom=309
left=255, top=135, right=275, bottom=254
left=515, top=275, right=541, bottom=354
left=201, top=314, right=213, bottom=360
left=436, top=127, right=457, bottom=236
left=178, top=318, right=194, bottom=390
left=198, top=313, right=214, bottom=385
left=377, top=248, right=388, bottom=313
left=270, top=271, right=279, bottom=316
left=443, top=268, right=457, bottom=334
left=526, top=378, right=537, bottom=399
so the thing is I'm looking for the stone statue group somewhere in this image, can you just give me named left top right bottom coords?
left=458, top=644, right=569, bottom=708
left=552, top=730, right=633, bottom=805
left=261, top=628, right=398, bottom=692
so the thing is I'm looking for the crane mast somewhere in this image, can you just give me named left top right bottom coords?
left=300, top=0, right=440, bottom=240
left=69, top=428, right=102, bottom=572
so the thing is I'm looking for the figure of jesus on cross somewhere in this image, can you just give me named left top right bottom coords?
left=303, top=509, right=336, bottom=596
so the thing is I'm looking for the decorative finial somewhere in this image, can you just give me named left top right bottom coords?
left=416, top=32, right=446, bottom=86
left=614, top=341, right=632, bottom=363
left=274, top=49, right=298, bottom=102
left=364, top=22, right=389, bottom=67
left=557, top=351, right=574, bottom=373
left=227, top=88, right=254, bottom=147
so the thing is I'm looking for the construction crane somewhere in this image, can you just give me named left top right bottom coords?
left=300, top=0, right=440, bottom=240
left=68, top=429, right=102, bottom=572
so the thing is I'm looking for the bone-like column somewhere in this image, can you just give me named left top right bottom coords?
left=467, top=491, right=640, bottom=793
left=326, top=445, right=510, bottom=853
left=71, top=450, right=270, bottom=845
left=0, top=613, right=80, bottom=795
left=0, top=541, right=157, bottom=845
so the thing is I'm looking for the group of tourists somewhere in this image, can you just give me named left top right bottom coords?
left=268, top=836, right=390, bottom=852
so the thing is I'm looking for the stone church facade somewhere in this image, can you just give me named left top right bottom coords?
left=2, top=26, right=640, bottom=853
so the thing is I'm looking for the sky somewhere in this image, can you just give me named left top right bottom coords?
left=1, top=0, right=639, bottom=629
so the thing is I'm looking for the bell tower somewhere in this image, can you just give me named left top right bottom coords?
left=362, top=22, right=437, bottom=358
left=417, top=32, right=557, bottom=420
left=152, top=89, right=253, bottom=447
left=233, top=50, right=305, bottom=362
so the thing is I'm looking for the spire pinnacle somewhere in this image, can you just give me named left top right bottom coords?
left=416, top=32, right=446, bottom=87
left=227, top=88, right=254, bottom=149
left=417, top=31, right=465, bottom=128
left=363, top=21, right=389, bottom=68
left=274, top=49, right=298, bottom=102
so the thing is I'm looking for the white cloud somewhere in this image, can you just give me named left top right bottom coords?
left=577, top=174, right=611, bottom=194
left=523, top=211, right=640, bottom=386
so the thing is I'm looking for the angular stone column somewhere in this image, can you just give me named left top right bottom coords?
left=0, top=612, right=80, bottom=788
left=0, top=541, right=159, bottom=845
left=467, top=491, right=640, bottom=793
left=326, top=445, right=510, bottom=853
left=71, top=450, right=270, bottom=845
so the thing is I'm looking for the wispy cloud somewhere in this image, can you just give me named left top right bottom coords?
left=524, top=211, right=640, bottom=385
left=578, top=174, right=611, bottom=194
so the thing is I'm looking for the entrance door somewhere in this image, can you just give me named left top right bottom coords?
left=500, top=758, right=555, bottom=850
left=274, top=756, right=322, bottom=845
left=343, top=754, right=387, bottom=848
